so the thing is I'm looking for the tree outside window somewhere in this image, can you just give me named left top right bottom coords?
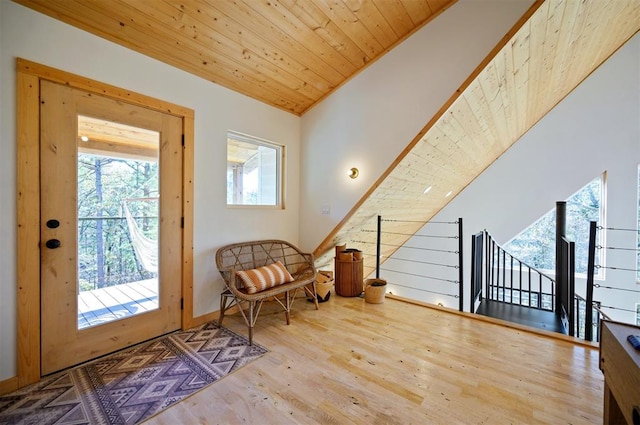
left=77, top=154, right=158, bottom=291
left=504, top=174, right=605, bottom=275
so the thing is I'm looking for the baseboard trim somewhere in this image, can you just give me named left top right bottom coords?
left=0, top=376, right=19, bottom=396
left=386, top=294, right=598, bottom=349
left=189, top=311, right=218, bottom=328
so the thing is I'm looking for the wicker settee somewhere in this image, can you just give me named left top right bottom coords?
left=215, top=240, right=319, bottom=344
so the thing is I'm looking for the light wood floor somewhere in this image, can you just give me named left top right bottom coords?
left=146, top=295, right=603, bottom=424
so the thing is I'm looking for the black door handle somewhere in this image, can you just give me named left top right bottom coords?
left=46, top=219, right=60, bottom=229
left=46, top=239, right=61, bottom=249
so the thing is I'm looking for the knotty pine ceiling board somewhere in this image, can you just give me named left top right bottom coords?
left=14, top=0, right=455, bottom=115
left=314, top=0, right=640, bottom=276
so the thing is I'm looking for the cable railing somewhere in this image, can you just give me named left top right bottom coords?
left=587, top=221, right=639, bottom=328
left=78, top=216, right=157, bottom=290
left=339, top=212, right=629, bottom=343
left=353, top=216, right=464, bottom=311
left=574, top=293, right=608, bottom=342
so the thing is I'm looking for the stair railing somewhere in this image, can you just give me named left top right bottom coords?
left=472, top=226, right=605, bottom=340
left=557, top=235, right=575, bottom=336
left=472, top=230, right=557, bottom=312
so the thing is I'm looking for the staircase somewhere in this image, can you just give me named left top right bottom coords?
left=470, top=203, right=608, bottom=340
left=470, top=229, right=570, bottom=335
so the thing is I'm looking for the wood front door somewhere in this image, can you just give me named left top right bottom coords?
left=40, top=80, right=183, bottom=375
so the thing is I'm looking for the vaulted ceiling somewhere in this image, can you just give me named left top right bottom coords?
left=14, top=0, right=455, bottom=115
left=14, top=0, right=640, bottom=275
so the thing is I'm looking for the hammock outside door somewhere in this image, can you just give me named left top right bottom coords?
left=123, top=198, right=158, bottom=274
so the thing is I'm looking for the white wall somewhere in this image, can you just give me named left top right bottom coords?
left=386, top=34, right=640, bottom=324
left=0, top=2, right=300, bottom=380
left=298, top=0, right=535, bottom=252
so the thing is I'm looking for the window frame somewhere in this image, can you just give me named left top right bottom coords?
left=226, top=130, right=285, bottom=209
left=636, top=165, right=640, bottom=283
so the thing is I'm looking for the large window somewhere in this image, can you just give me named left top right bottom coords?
left=227, top=131, right=283, bottom=207
left=504, top=173, right=605, bottom=275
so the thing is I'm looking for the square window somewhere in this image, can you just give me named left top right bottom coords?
left=227, top=131, right=283, bottom=207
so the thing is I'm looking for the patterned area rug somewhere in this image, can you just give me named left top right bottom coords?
left=0, top=322, right=267, bottom=424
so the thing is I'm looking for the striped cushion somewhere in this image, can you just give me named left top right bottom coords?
left=236, top=261, right=294, bottom=294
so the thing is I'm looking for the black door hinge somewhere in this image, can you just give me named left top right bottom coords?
left=181, top=134, right=185, bottom=146
left=181, top=217, right=184, bottom=228
left=181, top=298, right=184, bottom=310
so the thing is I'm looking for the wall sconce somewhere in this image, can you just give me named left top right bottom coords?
left=348, top=167, right=359, bottom=179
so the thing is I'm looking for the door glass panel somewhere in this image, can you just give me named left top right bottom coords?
left=76, top=115, right=160, bottom=329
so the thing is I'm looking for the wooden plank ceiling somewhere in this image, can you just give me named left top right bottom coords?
left=14, top=0, right=455, bottom=115
left=77, top=115, right=160, bottom=161
left=313, top=0, right=640, bottom=273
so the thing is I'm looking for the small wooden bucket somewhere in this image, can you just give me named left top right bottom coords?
left=364, top=278, right=387, bottom=304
